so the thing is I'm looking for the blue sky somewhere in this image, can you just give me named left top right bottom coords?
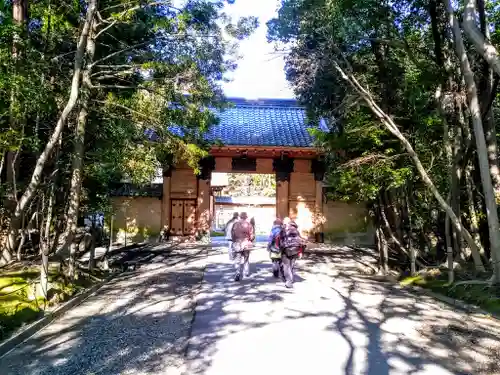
left=222, top=0, right=294, bottom=99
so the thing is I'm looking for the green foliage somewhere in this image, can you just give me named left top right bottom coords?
left=268, top=0, right=449, bottom=206
left=0, top=267, right=88, bottom=339
left=401, top=273, right=500, bottom=315
left=222, top=173, right=276, bottom=197
left=0, top=0, right=257, bottom=217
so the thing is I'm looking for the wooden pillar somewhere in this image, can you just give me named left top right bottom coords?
left=161, top=175, right=171, bottom=229
left=196, top=179, right=211, bottom=234
left=315, top=180, right=323, bottom=235
left=274, top=156, right=294, bottom=220
left=312, top=158, right=326, bottom=242
left=196, top=156, right=215, bottom=236
left=276, top=180, right=289, bottom=220
left=210, top=195, right=216, bottom=231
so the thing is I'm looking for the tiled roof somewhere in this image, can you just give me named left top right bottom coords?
left=146, top=98, right=328, bottom=148
left=215, top=196, right=276, bottom=205
left=205, top=98, right=327, bottom=147
left=109, top=183, right=162, bottom=197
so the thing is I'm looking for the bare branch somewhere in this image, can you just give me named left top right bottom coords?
left=94, top=64, right=136, bottom=70
left=340, top=153, right=406, bottom=168
left=328, top=43, right=486, bottom=272
left=91, top=69, right=136, bottom=79
left=462, top=0, right=500, bottom=77
left=90, top=33, right=219, bottom=68
left=50, top=50, right=76, bottom=63
left=482, top=75, right=499, bottom=120
left=92, top=99, right=164, bottom=126
left=94, top=19, right=118, bottom=40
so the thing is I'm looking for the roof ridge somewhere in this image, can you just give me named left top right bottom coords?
left=227, top=97, right=303, bottom=109
left=232, top=104, right=304, bottom=110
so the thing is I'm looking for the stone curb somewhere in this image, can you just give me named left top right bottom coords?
left=360, top=272, right=500, bottom=321
left=402, top=283, right=500, bottom=321
left=0, top=270, right=123, bottom=359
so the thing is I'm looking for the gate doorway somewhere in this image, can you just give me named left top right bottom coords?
left=170, top=199, right=196, bottom=236
left=211, top=172, right=276, bottom=235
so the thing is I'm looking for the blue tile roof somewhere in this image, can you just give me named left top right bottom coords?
left=215, top=196, right=276, bottom=205
left=205, top=98, right=327, bottom=147
left=147, top=98, right=328, bottom=148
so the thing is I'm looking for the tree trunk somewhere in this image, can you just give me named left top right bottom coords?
left=462, top=0, right=500, bottom=77
left=476, top=0, right=500, bottom=199
left=442, top=85, right=455, bottom=258
left=331, top=47, right=486, bottom=273
left=40, top=250, right=49, bottom=299
left=374, top=200, right=389, bottom=275
left=445, top=196, right=453, bottom=260
left=451, top=114, right=463, bottom=259
left=465, top=165, right=486, bottom=259
left=445, top=0, right=500, bottom=283
left=376, top=225, right=389, bottom=275
left=386, top=189, right=403, bottom=241
left=40, top=189, right=55, bottom=300
left=2, top=0, right=29, bottom=264
left=7, top=0, right=97, bottom=256
left=378, top=195, right=425, bottom=268
left=7, top=0, right=28, bottom=186
left=88, top=226, right=96, bottom=272
left=40, top=134, right=62, bottom=298
left=447, top=245, right=454, bottom=284
left=67, top=19, right=96, bottom=280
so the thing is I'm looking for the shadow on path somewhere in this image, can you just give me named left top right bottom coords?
left=1, top=245, right=500, bottom=375
left=0, top=249, right=209, bottom=375
left=185, top=248, right=500, bottom=375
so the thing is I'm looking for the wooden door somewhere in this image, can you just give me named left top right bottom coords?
left=183, top=200, right=196, bottom=235
left=170, top=199, right=197, bottom=235
left=170, top=200, right=184, bottom=235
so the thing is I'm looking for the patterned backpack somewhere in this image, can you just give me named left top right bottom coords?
left=268, top=226, right=282, bottom=253
left=281, top=222, right=303, bottom=256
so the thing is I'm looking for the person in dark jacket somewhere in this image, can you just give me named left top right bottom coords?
left=267, top=218, right=283, bottom=279
left=280, top=218, right=305, bottom=288
left=250, top=217, right=256, bottom=244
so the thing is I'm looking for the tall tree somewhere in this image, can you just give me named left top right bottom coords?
left=0, top=0, right=257, bottom=276
left=269, top=0, right=500, bottom=280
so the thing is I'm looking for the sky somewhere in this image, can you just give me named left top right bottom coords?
left=221, top=0, right=294, bottom=99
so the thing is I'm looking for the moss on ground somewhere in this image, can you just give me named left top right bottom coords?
left=0, top=271, right=42, bottom=340
left=401, top=271, right=500, bottom=316
left=0, top=267, right=94, bottom=340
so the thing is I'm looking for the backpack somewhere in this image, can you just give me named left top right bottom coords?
left=281, top=223, right=303, bottom=257
left=225, top=219, right=236, bottom=240
left=268, top=227, right=282, bottom=253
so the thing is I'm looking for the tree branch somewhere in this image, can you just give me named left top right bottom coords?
left=92, top=99, right=171, bottom=130
left=94, top=19, right=118, bottom=40
left=462, top=0, right=500, bottom=77
left=481, top=75, right=499, bottom=120
left=328, top=43, right=486, bottom=272
left=89, top=33, right=219, bottom=68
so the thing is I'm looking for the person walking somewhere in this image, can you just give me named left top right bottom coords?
left=250, top=217, right=256, bottom=244
left=280, top=218, right=305, bottom=288
left=267, top=218, right=284, bottom=279
left=224, top=212, right=239, bottom=260
left=231, top=212, right=255, bottom=281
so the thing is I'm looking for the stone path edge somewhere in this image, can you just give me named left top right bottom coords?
left=0, top=269, right=127, bottom=359
left=360, top=274, right=500, bottom=321
left=404, top=283, right=500, bottom=321
left=180, top=250, right=211, bottom=371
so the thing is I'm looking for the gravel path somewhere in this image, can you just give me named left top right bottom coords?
left=186, top=243, right=500, bottom=375
left=0, top=246, right=208, bottom=375
left=2, top=242, right=500, bottom=375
